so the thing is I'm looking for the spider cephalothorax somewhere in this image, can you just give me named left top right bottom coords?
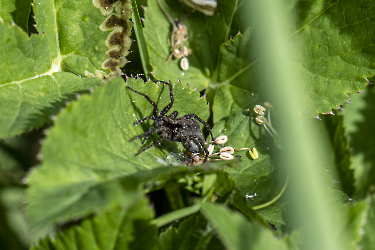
left=127, top=81, right=213, bottom=162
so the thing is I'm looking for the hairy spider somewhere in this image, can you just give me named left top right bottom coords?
left=127, top=81, right=213, bottom=162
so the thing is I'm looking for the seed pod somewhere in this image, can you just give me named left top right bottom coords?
left=214, top=135, right=228, bottom=144
left=254, top=105, right=266, bottom=115
left=220, top=152, right=234, bottom=160
left=249, top=148, right=258, bottom=160
left=220, top=146, right=234, bottom=154
left=208, top=144, right=215, bottom=155
left=180, top=57, right=189, bottom=71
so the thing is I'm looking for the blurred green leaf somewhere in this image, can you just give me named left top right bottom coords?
left=321, top=110, right=355, bottom=197
left=0, top=146, right=24, bottom=185
left=201, top=202, right=289, bottom=250
left=0, top=0, right=32, bottom=33
left=0, top=187, right=28, bottom=250
left=31, top=198, right=158, bottom=250
left=342, top=84, right=375, bottom=198
left=360, top=195, right=375, bottom=249
left=159, top=214, right=214, bottom=250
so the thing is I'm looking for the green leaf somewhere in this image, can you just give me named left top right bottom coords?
left=132, top=0, right=152, bottom=79
left=0, top=145, right=24, bottom=185
left=0, top=0, right=32, bottom=33
left=26, top=76, right=211, bottom=228
left=31, top=198, right=158, bottom=250
left=360, top=195, right=375, bottom=249
left=159, top=214, right=214, bottom=250
left=144, top=0, right=375, bottom=117
left=143, top=0, right=237, bottom=89
left=213, top=170, right=270, bottom=228
left=0, top=187, right=29, bottom=249
left=212, top=29, right=261, bottom=123
left=211, top=110, right=287, bottom=224
left=201, top=202, right=289, bottom=250
left=291, top=1, right=375, bottom=114
left=342, top=84, right=375, bottom=198
left=0, top=0, right=134, bottom=138
left=320, top=110, right=355, bottom=197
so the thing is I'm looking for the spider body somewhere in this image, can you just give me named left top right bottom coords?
left=127, top=81, right=213, bottom=162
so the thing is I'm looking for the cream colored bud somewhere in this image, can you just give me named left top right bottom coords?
left=220, top=146, right=234, bottom=154
left=255, top=116, right=265, bottom=125
left=214, top=135, right=228, bottom=144
left=180, top=57, right=189, bottom=71
left=220, top=152, right=234, bottom=160
left=208, top=144, right=215, bottom=155
left=254, top=105, right=266, bottom=115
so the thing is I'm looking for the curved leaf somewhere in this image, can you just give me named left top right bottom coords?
left=31, top=198, right=158, bottom=250
left=26, top=76, right=211, bottom=228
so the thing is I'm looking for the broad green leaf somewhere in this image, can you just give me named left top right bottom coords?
left=211, top=110, right=286, bottom=224
left=201, top=202, right=289, bottom=250
left=143, top=0, right=375, bottom=118
left=213, top=170, right=270, bottom=228
left=320, top=110, right=355, bottom=197
left=159, top=214, right=214, bottom=250
left=212, top=29, right=261, bottom=123
left=0, top=0, right=32, bottom=33
left=290, top=1, right=375, bottom=115
left=33, top=0, right=132, bottom=77
left=31, top=198, right=158, bottom=250
left=342, top=84, right=375, bottom=198
left=26, top=76, right=211, bottom=228
left=0, top=0, right=133, bottom=138
left=143, top=0, right=237, bottom=89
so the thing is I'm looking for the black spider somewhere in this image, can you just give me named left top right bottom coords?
left=127, top=81, right=214, bottom=162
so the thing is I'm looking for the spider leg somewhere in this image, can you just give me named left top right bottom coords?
left=195, top=136, right=209, bottom=163
left=160, top=81, right=175, bottom=116
left=169, top=111, right=178, bottom=120
left=129, top=127, right=164, bottom=142
left=182, top=113, right=214, bottom=141
left=135, top=136, right=166, bottom=156
left=133, top=115, right=155, bottom=125
left=157, top=0, right=174, bottom=24
left=127, top=86, right=159, bottom=117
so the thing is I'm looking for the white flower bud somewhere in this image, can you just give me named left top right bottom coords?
left=208, top=144, right=215, bottom=155
left=254, top=105, right=266, bottom=116
left=180, top=57, right=189, bottom=71
left=214, top=135, right=228, bottom=145
left=220, top=152, right=234, bottom=160
left=220, top=146, right=234, bottom=154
